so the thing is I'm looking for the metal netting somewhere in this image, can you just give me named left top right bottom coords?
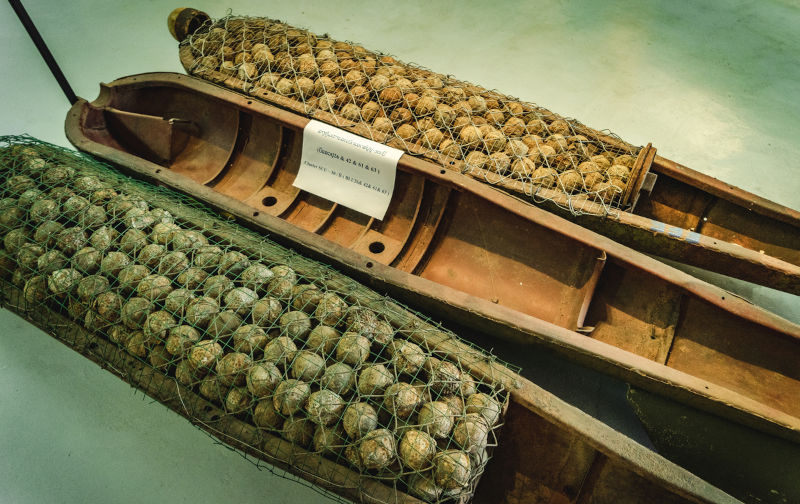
left=180, top=14, right=640, bottom=217
left=0, top=135, right=518, bottom=504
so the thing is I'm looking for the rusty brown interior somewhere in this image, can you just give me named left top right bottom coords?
left=5, top=275, right=724, bottom=504
left=173, top=43, right=800, bottom=295
left=76, top=78, right=800, bottom=425
left=474, top=400, right=694, bottom=504
left=636, top=163, right=800, bottom=268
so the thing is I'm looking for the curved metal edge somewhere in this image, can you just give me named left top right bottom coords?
left=651, top=155, right=800, bottom=229
left=65, top=91, right=800, bottom=451
left=182, top=39, right=800, bottom=294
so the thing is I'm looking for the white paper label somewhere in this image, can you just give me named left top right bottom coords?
left=293, top=120, right=403, bottom=220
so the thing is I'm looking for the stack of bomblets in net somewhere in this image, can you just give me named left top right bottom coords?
left=0, top=137, right=510, bottom=503
left=183, top=16, right=639, bottom=212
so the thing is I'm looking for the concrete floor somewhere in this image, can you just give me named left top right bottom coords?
left=1, top=1, right=798, bottom=503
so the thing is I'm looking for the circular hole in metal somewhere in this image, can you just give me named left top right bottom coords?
left=368, top=241, right=385, bottom=254
left=155, top=169, right=161, bottom=174
left=440, top=169, right=446, bottom=174
left=187, top=16, right=205, bottom=37
left=262, top=196, right=277, bottom=207
left=252, top=211, right=260, bottom=217
left=366, top=262, right=374, bottom=268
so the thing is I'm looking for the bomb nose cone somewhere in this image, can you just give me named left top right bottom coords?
left=168, top=7, right=210, bottom=42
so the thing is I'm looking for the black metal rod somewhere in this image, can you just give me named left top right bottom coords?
left=8, top=0, right=78, bottom=104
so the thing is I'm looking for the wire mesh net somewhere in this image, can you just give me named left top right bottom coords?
left=179, top=13, right=641, bottom=217
left=0, top=135, right=518, bottom=504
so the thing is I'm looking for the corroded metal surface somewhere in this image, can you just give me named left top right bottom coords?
left=66, top=73, right=800, bottom=446
left=0, top=135, right=737, bottom=503
left=172, top=10, right=800, bottom=295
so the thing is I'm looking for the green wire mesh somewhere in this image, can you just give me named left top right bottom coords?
left=0, top=135, right=518, bottom=504
left=180, top=14, right=640, bottom=217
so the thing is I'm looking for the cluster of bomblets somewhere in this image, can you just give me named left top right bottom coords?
left=185, top=17, right=638, bottom=209
left=0, top=143, right=507, bottom=503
